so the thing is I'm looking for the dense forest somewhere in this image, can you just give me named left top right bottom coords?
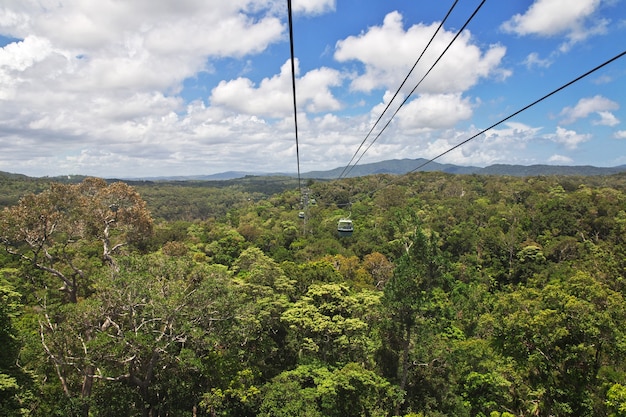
left=2, top=171, right=626, bottom=417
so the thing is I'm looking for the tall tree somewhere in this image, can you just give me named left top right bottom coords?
left=0, top=178, right=153, bottom=416
left=381, top=224, right=448, bottom=415
left=282, top=283, right=382, bottom=366
left=0, top=178, right=153, bottom=302
left=41, top=254, right=239, bottom=417
left=0, top=274, right=30, bottom=417
left=492, top=271, right=626, bottom=416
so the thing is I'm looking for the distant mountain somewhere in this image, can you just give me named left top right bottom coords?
left=300, top=158, right=479, bottom=179
left=3, top=160, right=626, bottom=183
left=107, top=160, right=626, bottom=181
left=301, top=159, right=626, bottom=179
left=477, top=164, right=626, bottom=176
left=212, top=159, right=626, bottom=180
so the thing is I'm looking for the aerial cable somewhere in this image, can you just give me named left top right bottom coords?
left=362, top=48, right=626, bottom=198
left=341, top=0, right=486, bottom=179
left=337, top=0, right=460, bottom=179
left=287, top=0, right=302, bottom=193
left=405, top=48, right=626, bottom=175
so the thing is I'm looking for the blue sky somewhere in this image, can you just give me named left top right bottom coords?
left=0, top=0, right=625, bottom=178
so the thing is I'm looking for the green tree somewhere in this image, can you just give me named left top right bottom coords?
left=493, top=271, right=626, bottom=416
left=37, top=254, right=239, bottom=417
left=0, top=274, right=31, bottom=417
left=607, top=383, right=626, bottom=417
left=231, top=247, right=297, bottom=379
left=282, top=283, right=382, bottom=366
left=0, top=178, right=153, bottom=303
left=259, top=363, right=400, bottom=417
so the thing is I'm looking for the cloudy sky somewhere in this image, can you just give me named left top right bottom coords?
left=1, top=0, right=625, bottom=178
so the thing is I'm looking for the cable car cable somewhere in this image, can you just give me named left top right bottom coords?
left=362, top=48, right=626, bottom=198
left=337, top=0, right=460, bottom=180
left=341, top=0, right=487, bottom=179
left=287, top=0, right=302, bottom=194
left=406, top=48, right=626, bottom=175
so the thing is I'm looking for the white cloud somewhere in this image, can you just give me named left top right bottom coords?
left=548, top=154, right=574, bottom=164
left=501, top=0, right=601, bottom=36
left=210, top=59, right=342, bottom=118
left=593, top=74, right=614, bottom=84
left=334, top=11, right=509, bottom=95
left=377, top=122, right=545, bottom=168
left=523, top=52, right=553, bottom=69
left=0, top=1, right=286, bottom=97
left=396, top=93, right=473, bottom=132
left=0, top=0, right=299, bottom=175
left=546, top=126, right=591, bottom=149
left=292, top=0, right=335, bottom=15
left=0, top=1, right=621, bottom=178
left=560, top=95, right=619, bottom=124
left=0, top=35, right=56, bottom=99
left=449, top=122, right=541, bottom=164
left=615, top=130, right=626, bottom=139
left=593, top=111, right=620, bottom=126
left=501, top=0, right=607, bottom=51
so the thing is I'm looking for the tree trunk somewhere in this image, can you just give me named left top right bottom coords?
left=400, top=323, right=411, bottom=391
left=81, top=366, right=95, bottom=417
left=395, top=323, right=412, bottom=416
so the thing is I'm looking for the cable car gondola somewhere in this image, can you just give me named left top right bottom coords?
left=337, top=218, right=354, bottom=237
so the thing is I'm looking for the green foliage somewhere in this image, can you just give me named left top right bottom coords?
left=201, top=369, right=261, bottom=416
left=607, top=383, right=626, bottom=417
left=282, top=283, right=382, bottom=365
left=259, top=363, right=401, bottom=417
left=0, top=276, right=28, bottom=416
left=493, top=271, right=626, bottom=416
left=4, top=172, right=626, bottom=416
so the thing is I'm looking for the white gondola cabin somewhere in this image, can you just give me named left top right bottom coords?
left=337, top=218, right=354, bottom=236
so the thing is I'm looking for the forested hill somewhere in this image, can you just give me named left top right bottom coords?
left=147, top=159, right=626, bottom=179
left=143, top=159, right=626, bottom=180
left=4, top=158, right=624, bottom=183
left=3, top=170, right=626, bottom=416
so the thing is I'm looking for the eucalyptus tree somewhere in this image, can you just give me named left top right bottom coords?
left=0, top=178, right=153, bottom=416
left=40, top=254, right=239, bottom=417
left=0, top=177, right=153, bottom=302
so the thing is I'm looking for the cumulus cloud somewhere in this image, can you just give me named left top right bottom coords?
left=523, top=52, right=553, bottom=69
left=0, top=0, right=290, bottom=105
left=447, top=122, right=541, bottom=165
left=376, top=122, right=545, bottom=168
left=501, top=0, right=607, bottom=50
left=334, top=11, right=509, bottom=95
left=210, top=59, right=342, bottom=118
left=593, top=111, right=620, bottom=126
left=546, top=126, right=591, bottom=149
left=501, top=0, right=600, bottom=36
left=615, top=130, right=626, bottom=139
left=0, top=0, right=304, bottom=176
left=0, top=1, right=621, bottom=177
left=548, top=154, right=574, bottom=164
left=292, top=0, right=336, bottom=15
left=396, top=93, right=473, bottom=132
left=560, top=95, right=619, bottom=124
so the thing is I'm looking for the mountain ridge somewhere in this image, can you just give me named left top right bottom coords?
left=134, top=159, right=626, bottom=180
left=2, top=159, right=626, bottom=181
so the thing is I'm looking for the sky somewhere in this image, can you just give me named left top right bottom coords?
left=1, top=0, right=625, bottom=178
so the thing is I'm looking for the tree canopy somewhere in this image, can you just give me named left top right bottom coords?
left=2, top=172, right=626, bottom=416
